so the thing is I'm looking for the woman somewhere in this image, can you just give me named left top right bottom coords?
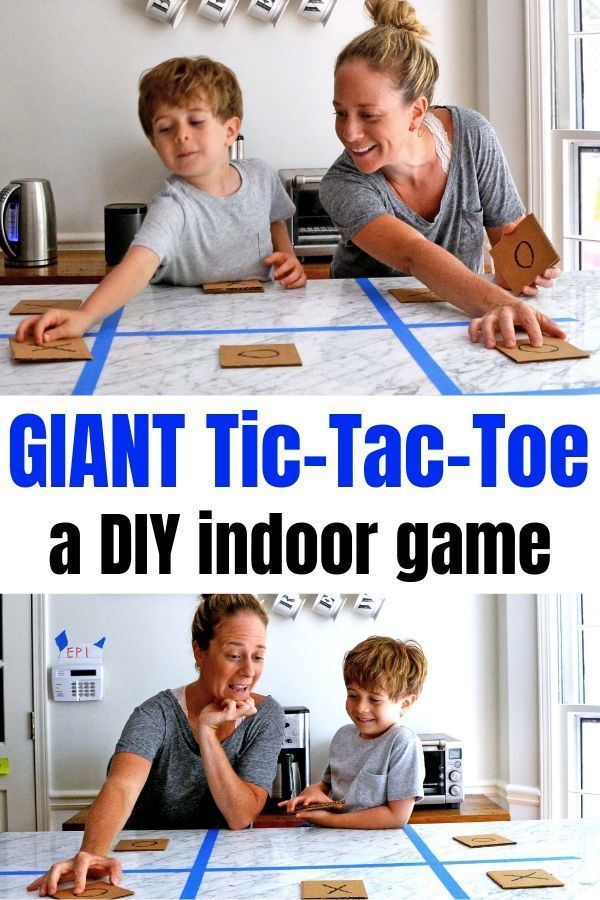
left=320, top=0, right=564, bottom=350
left=28, top=594, right=284, bottom=897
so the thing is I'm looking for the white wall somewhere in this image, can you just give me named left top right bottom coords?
left=1, top=0, right=478, bottom=241
left=43, top=592, right=514, bottom=825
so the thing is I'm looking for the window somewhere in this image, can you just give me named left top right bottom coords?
left=539, top=595, right=600, bottom=818
left=528, top=0, right=600, bottom=270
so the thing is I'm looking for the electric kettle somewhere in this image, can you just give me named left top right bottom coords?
left=0, top=178, right=57, bottom=267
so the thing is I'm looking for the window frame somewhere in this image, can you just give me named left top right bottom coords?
left=526, top=0, right=600, bottom=269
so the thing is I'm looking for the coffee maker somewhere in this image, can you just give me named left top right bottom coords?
left=267, top=706, right=310, bottom=811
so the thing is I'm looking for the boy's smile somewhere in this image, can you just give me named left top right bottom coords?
left=150, top=94, right=241, bottom=193
left=345, top=682, right=415, bottom=739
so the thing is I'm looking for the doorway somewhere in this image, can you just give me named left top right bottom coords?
left=0, top=594, right=37, bottom=830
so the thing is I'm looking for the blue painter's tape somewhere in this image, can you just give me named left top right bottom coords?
left=71, top=308, right=123, bottom=396
left=445, top=855, right=578, bottom=867
left=357, top=279, right=462, bottom=395
left=403, top=824, right=469, bottom=898
left=207, top=862, right=427, bottom=872
left=406, top=316, right=576, bottom=330
left=180, top=829, right=219, bottom=899
left=104, top=324, right=388, bottom=338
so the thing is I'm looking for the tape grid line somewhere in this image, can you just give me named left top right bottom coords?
left=357, top=278, right=463, bottom=395
left=179, top=828, right=219, bottom=899
left=71, top=308, right=123, bottom=396
left=402, top=824, right=470, bottom=898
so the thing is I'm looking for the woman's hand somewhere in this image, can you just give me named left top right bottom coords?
left=496, top=266, right=561, bottom=297
left=197, top=695, right=258, bottom=731
left=468, top=299, right=567, bottom=350
left=278, top=784, right=331, bottom=813
left=27, top=852, right=122, bottom=897
left=15, top=308, right=93, bottom=346
left=263, top=251, right=307, bottom=289
left=491, top=220, right=561, bottom=296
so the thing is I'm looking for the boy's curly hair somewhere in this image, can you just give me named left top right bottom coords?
left=138, top=56, right=243, bottom=137
left=343, top=636, right=427, bottom=700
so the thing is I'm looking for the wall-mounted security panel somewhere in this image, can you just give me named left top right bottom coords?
left=52, top=665, right=103, bottom=701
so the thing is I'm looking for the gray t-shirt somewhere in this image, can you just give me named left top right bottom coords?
left=320, top=106, right=525, bottom=278
left=323, top=722, right=425, bottom=813
left=114, top=689, right=284, bottom=829
left=132, top=158, right=295, bottom=285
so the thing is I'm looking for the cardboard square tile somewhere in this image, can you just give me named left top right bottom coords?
left=52, top=881, right=134, bottom=899
left=496, top=337, right=589, bottom=363
left=202, top=279, right=264, bottom=294
left=10, top=298, right=82, bottom=315
left=9, top=336, right=92, bottom=362
left=220, top=343, right=302, bottom=368
left=114, top=838, right=169, bottom=851
left=453, top=834, right=517, bottom=848
left=284, top=799, right=345, bottom=814
left=390, top=287, right=442, bottom=302
left=486, top=869, right=565, bottom=889
left=301, top=881, right=368, bottom=899
left=490, top=213, right=560, bottom=294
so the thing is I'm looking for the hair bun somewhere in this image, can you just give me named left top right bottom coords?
left=366, top=0, right=429, bottom=38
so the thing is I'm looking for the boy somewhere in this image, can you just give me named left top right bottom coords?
left=15, top=56, right=305, bottom=346
left=280, top=636, right=427, bottom=828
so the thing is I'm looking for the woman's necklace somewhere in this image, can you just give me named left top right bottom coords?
left=385, top=111, right=451, bottom=207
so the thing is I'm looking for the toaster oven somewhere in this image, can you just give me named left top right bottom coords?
left=279, top=168, right=341, bottom=257
left=418, top=733, right=464, bottom=808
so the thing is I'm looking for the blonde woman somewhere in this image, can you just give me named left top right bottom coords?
left=321, top=0, right=563, bottom=349
left=28, top=595, right=283, bottom=897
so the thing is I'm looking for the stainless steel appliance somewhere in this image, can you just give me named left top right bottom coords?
left=267, top=706, right=310, bottom=810
left=418, top=733, right=464, bottom=808
left=279, top=168, right=340, bottom=257
left=0, top=178, right=57, bottom=267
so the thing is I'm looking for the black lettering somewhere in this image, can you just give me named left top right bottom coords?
left=49, top=522, right=80, bottom=574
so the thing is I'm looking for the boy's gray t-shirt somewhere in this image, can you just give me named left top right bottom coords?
left=320, top=106, right=525, bottom=278
left=114, top=689, right=284, bottom=829
left=323, top=722, right=425, bottom=813
left=131, top=158, right=295, bottom=285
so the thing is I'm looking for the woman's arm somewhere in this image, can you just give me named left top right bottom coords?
left=15, top=245, right=159, bottom=345
left=197, top=724, right=268, bottom=829
left=27, top=752, right=151, bottom=896
left=296, top=797, right=415, bottom=829
left=353, top=215, right=565, bottom=349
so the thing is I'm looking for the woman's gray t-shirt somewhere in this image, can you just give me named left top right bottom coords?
left=323, top=722, right=425, bottom=813
left=320, top=106, right=525, bottom=278
left=114, top=689, right=284, bottom=828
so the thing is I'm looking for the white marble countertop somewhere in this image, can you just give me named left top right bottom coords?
left=1, top=818, right=599, bottom=898
left=0, top=272, right=598, bottom=395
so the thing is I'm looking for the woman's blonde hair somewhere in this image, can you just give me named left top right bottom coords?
left=343, top=636, right=428, bottom=701
left=335, top=1, right=439, bottom=105
left=191, top=594, right=267, bottom=649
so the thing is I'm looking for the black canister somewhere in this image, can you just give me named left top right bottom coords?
left=104, top=203, right=147, bottom=266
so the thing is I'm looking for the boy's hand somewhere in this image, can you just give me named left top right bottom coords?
left=294, top=808, right=335, bottom=825
left=264, top=251, right=307, bottom=289
left=277, top=784, right=331, bottom=812
left=15, top=308, right=93, bottom=346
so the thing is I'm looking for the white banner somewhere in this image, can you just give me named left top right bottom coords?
left=0, top=394, right=595, bottom=593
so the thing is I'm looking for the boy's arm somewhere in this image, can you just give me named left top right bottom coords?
left=277, top=781, right=331, bottom=812
left=15, top=245, right=159, bottom=345
left=295, top=797, right=416, bottom=829
left=264, top=221, right=306, bottom=289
